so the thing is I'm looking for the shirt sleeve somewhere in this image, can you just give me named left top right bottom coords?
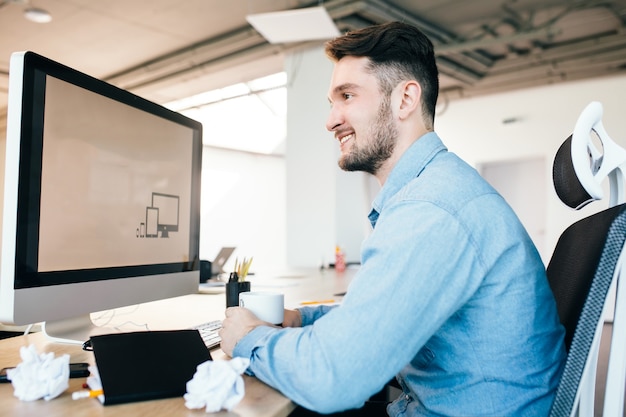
left=297, top=304, right=337, bottom=326
left=232, top=200, right=488, bottom=413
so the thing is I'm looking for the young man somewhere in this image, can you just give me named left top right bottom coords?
left=219, top=22, right=566, bottom=416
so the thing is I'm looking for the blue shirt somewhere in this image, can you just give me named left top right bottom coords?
left=233, top=132, right=566, bottom=416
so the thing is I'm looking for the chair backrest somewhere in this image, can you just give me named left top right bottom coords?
left=547, top=102, right=626, bottom=417
left=547, top=201, right=626, bottom=351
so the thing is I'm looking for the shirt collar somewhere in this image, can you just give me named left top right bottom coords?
left=368, top=132, right=447, bottom=227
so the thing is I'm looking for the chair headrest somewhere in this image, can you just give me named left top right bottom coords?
left=553, top=135, right=594, bottom=209
left=552, top=101, right=626, bottom=210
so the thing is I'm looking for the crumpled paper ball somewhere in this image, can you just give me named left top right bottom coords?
left=184, top=357, right=250, bottom=412
left=7, top=344, right=70, bottom=401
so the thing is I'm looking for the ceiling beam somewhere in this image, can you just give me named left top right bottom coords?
left=436, top=26, right=562, bottom=55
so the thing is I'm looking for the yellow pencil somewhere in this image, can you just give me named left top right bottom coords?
left=300, top=299, right=335, bottom=305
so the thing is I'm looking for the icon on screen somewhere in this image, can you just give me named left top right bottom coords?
left=136, top=192, right=179, bottom=238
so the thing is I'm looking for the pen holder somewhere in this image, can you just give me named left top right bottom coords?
left=226, top=281, right=251, bottom=307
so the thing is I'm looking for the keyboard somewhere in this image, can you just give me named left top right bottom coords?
left=192, top=319, right=222, bottom=349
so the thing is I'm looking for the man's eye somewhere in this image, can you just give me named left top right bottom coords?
left=343, top=93, right=353, bottom=100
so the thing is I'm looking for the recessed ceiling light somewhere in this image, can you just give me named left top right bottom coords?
left=24, top=7, right=52, bottom=23
left=246, top=6, right=339, bottom=44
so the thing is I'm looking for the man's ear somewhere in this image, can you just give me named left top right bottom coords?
left=398, top=81, right=421, bottom=120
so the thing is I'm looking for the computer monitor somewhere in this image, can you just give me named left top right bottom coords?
left=0, top=51, right=203, bottom=344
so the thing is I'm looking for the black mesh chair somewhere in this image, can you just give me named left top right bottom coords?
left=548, top=102, right=626, bottom=417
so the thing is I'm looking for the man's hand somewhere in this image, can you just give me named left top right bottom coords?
left=219, top=307, right=270, bottom=356
left=282, top=308, right=302, bottom=328
left=219, top=307, right=302, bottom=356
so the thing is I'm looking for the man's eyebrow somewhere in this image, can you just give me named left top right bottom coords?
left=332, top=83, right=360, bottom=94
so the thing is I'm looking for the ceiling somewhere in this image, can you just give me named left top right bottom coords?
left=1, top=0, right=625, bottom=130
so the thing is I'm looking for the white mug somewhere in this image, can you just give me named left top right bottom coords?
left=239, top=291, right=284, bottom=325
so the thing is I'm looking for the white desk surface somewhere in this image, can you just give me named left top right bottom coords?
left=0, top=268, right=354, bottom=417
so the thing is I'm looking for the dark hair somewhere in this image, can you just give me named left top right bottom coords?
left=325, top=21, right=439, bottom=128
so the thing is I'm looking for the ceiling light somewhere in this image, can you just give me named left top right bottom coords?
left=246, top=6, right=339, bottom=44
left=24, top=6, right=52, bottom=23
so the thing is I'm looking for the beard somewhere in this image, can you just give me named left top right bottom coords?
left=338, top=96, right=398, bottom=175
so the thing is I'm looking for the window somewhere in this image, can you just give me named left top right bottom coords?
left=165, top=72, right=287, bottom=155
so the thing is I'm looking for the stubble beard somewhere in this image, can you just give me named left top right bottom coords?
left=338, top=97, right=397, bottom=175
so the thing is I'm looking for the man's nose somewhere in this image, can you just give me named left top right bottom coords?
left=326, top=106, right=342, bottom=132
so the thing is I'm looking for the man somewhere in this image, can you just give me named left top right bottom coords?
left=220, top=21, right=566, bottom=416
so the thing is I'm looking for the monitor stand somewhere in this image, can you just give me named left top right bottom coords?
left=42, top=314, right=117, bottom=345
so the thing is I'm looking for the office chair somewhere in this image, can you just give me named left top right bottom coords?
left=548, top=101, right=626, bottom=417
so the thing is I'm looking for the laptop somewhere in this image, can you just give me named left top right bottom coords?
left=211, top=247, right=236, bottom=275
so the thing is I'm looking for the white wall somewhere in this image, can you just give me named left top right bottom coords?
left=284, top=46, right=336, bottom=268
left=199, top=146, right=286, bottom=273
left=436, top=74, right=626, bottom=263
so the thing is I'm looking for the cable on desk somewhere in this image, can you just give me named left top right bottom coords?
left=92, top=305, right=149, bottom=331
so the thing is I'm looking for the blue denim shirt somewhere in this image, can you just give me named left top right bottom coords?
left=233, top=132, right=566, bottom=416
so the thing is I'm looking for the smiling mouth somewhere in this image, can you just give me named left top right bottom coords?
left=339, top=133, right=354, bottom=145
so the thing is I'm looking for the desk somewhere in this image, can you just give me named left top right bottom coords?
left=0, top=268, right=353, bottom=417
